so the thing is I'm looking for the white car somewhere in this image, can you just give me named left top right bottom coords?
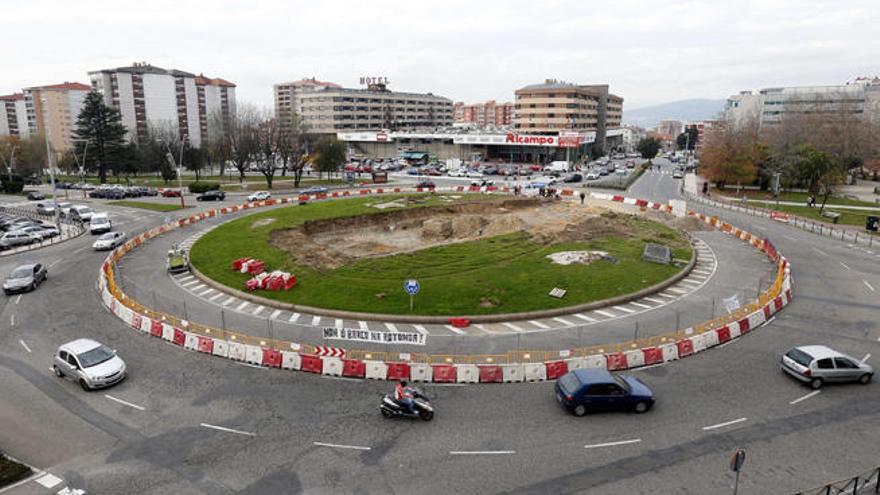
left=248, top=191, right=271, bottom=201
left=465, top=169, right=484, bottom=178
left=93, top=231, right=126, bottom=251
left=447, top=168, right=466, bottom=177
left=585, top=170, right=601, bottom=180
left=53, top=338, right=126, bottom=390
left=36, top=203, right=56, bottom=215
left=534, top=175, right=558, bottom=185
left=57, top=202, right=73, bottom=216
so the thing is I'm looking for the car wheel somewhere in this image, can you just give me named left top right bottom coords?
left=573, top=404, right=587, bottom=417
left=810, top=378, right=823, bottom=390
left=53, top=365, right=63, bottom=378
left=30, top=282, right=36, bottom=291
left=79, top=379, right=91, bottom=391
left=858, top=373, right=872, bottom=385
left=634, top=401, right=650, bottom=413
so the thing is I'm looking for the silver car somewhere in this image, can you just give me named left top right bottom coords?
left=53, top=338, right=126, bottom=390
left=781, top=345, right=873, bottom=389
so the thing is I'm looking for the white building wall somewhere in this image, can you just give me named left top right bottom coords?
left=184, top=78, right=201, bottom=147
left=142, top=74, right=178, bottom=135
left=115, top=72, right=138, bottom=140
left=14, top=100, right=29, bottom=138
left=204, top=84, right=223, bottom=144
left=226, top=87, right=236, bottom=117
left=67, top=90, right=87, bottom=126
left=0, top=105, right=9, bottom=136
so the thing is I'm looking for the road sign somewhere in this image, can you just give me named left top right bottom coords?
left=404, top=279, right=420, bottom=295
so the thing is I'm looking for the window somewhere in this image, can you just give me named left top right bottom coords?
left=834, top=357, right=858, bottom=369
left=66, top=353, right=78, bottom=367
left=59, top=350, right=68, bottom=361
left=816, top=358, right=834, bottom=369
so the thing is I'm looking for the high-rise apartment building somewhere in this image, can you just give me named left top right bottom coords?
left=655, top=119, right=684, bottom=138
left=22, top=82, right=90, bottom=153
left=453, top=100, right=514, bottom=127
left=88, top=63, right=236, bottom=148
left=0, top=93, right=28, bottom=138
left=273, top=78, right=452, bottom=133
left=513, top=80, right=623, bottom=151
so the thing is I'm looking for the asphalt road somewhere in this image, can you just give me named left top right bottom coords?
left=0, top=161, right=877, bottom=494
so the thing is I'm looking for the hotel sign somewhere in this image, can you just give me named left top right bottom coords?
left=359, top=76, right=389, bottom=86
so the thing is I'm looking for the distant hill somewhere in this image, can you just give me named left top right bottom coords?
left=623, top=99, right=726, bottom=129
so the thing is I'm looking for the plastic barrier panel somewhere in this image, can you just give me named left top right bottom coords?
left=478, top=365, right=503, bottom=383
left=738, top=317, right=751, bottom=334
left=605, top=352, right=628, bottom=371
left=701, top=330, right=720, bottom=349
left=342, top=359, right=366, bottom=378
left=228, top=342, right=247, bottom=361
left=172, top=327, right=186, bottom=347
left=322, top=356, right=343, bottom=376
left=245, top=345, right=263, bottom=365
left=502, top=364, right=524, bottom=382
left=130, top=313, right=143, bottom=331
left=212, top=339, right=229, bottom=358
left=747, top=310, right=766, bottom=330
left=564, top=357, right=588, bottom=370
left=523, top=363, right=547, bottom=382
left=661, top=343, right=679, bottom=362
left=300, top=355, right=323, bottom=374
left=432, top=364, right=457, bottom=383
left=150, top=319, right=163, bottom=338
left=727, top=322, right=741, bottom=340
left=624, top=350, right=645, bottom=368
left=689, top=333, right=707, bottom=353
left=365, top=360, right=388, bottom=380
left=545, top=360, right=568, bottom=380
left=262, top=348, right=282, bottom=368
left=281, top=351, right=301, bottom=370
left=774, top=296, right=783, bottom=312
left=410, top=363, right=433, bottom=382
left=456, top=364, right=479, bottom=383
left=676, top=339, right=694, bottom=358
left=386, top=362, right=411, bottom=381
left=763, top=304, right=772, bottom=320
left=196, top=336, right=214, bottom=354
left=717, top=326, right=732, bottom=344
left=642, top=347, right=663, bottom=365
left=183, top=332, right=199, bottom=351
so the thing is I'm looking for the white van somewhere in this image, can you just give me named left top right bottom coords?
left=543, top=161, right=571, bottom=174
left=69, top=205, right=94, bottom=222
left=89, top=213, right=112, bottom=235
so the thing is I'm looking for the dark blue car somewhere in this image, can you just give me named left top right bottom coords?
left=555, top=369, right=655, bottom=416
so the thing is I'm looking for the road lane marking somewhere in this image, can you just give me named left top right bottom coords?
left=783, top=234, right=796, bottom=241
left=48, top=258, right=62, bottom=268
left=594, top=310, right=616, bottom=318
left=334, top=318, right=343, bottom=328
left=35, top=473, right=63, bottom=488
left=450, top=450, right=516, bottom=455
left=864, top=280, right=875, bottom=292
left=692, top=269, right=712, bottom=275
left=613, top=306, right=636, bottom=314
left=573, top=314, right=596, bottom=322
left=553, top=317, right=574, bottom=326
left=529, top=320, right=550, bottom=329
left=668, top=288, right=688, bottom=294
left=222, top=296, right=236, bottom=306
left=190, top=284, right=206, bottom=292
left=658, top=292, right=677, bottom=298
left=702, top=417, right=747, bottom=431
left=583, top=438, right=642, bottom=449
left=839, top=261, right=851, bottom=270
left=252, top=305, right=266, bottom=316
left=104, top=394, right=146, bottom=411
left=19, top=339, right=31, bottom=353
left=643, top=297, right=665, bottom=304
left=445, top=324, right=466, bottom=335
left=181, top=280, right=200, bottom=288
left=311, top=315, right=321, bottom=326
left=14, top=295, right=21, bottom=304
left=813, top=247, right=828, bottom=256
left=680, top=279, right=702, bottom=286
left=861, top=353, right=871, bottom=363
left=176, top=275, right=194, bottom=282
left=200, top=423, right=255, bottom=436
left=789, top=390, right=820, bottom=405
left=10, top=314, right=14, bottom=326
left=502, top=322, right=524, bottom=332
left=358, top=320, right=369, bottom=331
left=235, top=301, right=249, bottom=311
left=629, top=302, right=652, bottom=309
left=209, top=293, right=223, bottom=301
left=289, top=313, right=300, bottom=323
left=198, top=288, right=215, bottom=296
left=385, top=322, right=398, bottom=332
left=313, top=441, right=370, bottom=451
left=413, top=324, right=428, bottom=335
left=270, top=310, right=282, bottom=320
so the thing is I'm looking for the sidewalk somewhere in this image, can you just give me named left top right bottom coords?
left=718, top=196, right=880, bottom=212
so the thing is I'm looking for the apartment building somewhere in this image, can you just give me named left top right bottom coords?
left=513, top=79, right=623, bottom=151
left=0, top=93, right=28, bottom=138
left=452, top=100, right=514, bottom=127
left=655, top=119, right=684, bottom=138
left=274, top=77, right=341, bottom=131
left=21, top=82, right=89, bottom=153
left=88, top=63, right=236, bottom=147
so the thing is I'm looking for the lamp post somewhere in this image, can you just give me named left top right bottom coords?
left=160, top=137, right=188, bottom=208
left=71, top=138, right=90, bottom=198
left=43, top=129, right=61, bottom=230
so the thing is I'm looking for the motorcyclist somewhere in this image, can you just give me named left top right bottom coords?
left=395, top=379, right=417, bottom=415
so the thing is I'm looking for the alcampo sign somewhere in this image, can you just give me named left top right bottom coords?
left=505, top=132, right=557, bottom=146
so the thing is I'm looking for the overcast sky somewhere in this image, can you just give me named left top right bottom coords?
left=3, top=0, right=879, bottom=111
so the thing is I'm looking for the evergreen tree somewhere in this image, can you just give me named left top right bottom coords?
left=73, top=90, right=128, bottom=184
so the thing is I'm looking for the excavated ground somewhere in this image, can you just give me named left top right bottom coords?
left=267, top=196, right=686, bottom=270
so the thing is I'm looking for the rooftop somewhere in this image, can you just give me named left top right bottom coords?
left=89, top=62, right=196, bottom=78
left=0, top=92, right=25, bottom=101
left=24, top=82, right=91, bottom=92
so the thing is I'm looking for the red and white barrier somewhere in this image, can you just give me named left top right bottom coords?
left=456, top=364, right=479, bottom=383
left=501, top=364, right=524, bottom=382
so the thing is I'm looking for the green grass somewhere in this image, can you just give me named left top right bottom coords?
left=190, top=195, right=692, bottom=315
left=107, top=200, right=189, bottom=212
left=713, top=188, right=880, bottom=207
left=762, top=203, right=880, bottom=229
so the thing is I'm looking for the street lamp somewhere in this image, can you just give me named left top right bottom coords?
left=71, top=138, right=90, bottom=198
left=160, top=137, right=187, bottom=208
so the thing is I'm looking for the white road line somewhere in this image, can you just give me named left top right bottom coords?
left=209, top=293, right=224, bottom=301
left=789, top=390, right=821, bottom=405
left=553, top=317, right=574, bottom=326
left=445, top=324, right=466, bottom=335
left=270, top=310, right=282, bottom=320
left=629, top=302, right=652, bottom=309
left=10, top=314, right=14, bottom=326
left=502, top=322, right=524, bottom=332
left=176, top=275, right=195, bottom=282
left=583, top=438, right=642, bottom=449
left=613, top=305, right=636, bottom=314
left=813, top=247, right=828, bottom=256
left=474, top=324, right=490, bottom=333
left=222, top=296, right=237, bottom=306
left=668, top=288, right=688, bottom=294
left=680, top=279, right=702, bottom=286
left=450, top=450, right=516, bottom=455
left=18, top=339, right=31, bottom=353
left=48, top=258, right=62, bottom=268
left=861, top=353, right=871, bottom=363
left=702, top=417, right=747, bottom=431
left=181, top=280, right=200, bottom=288
left=573, top=313, right=596, bottom=322
left=35, top=473, right=63, bottom=489
left=594, top=310, right=616, bottom=318
left=198, top=288, right=215, bottom=296
left=313, top=441, right=371, bottom=451
left=783, top=234, right=797, bottom=241
left=643, top=297, right=666, bottom=304
left=14, top=295, right=21, bottom=304
left=335, top=318, right=343, bottom=328
left=104, top=394, right=146, bottom=411
left=311, top=315, right=321, bottom=326
left=839, top=261, right=851, bottom=270
left=864, top=280, right=875, bottom=292
left=190, top=284, right=206, bottom=292
left=359, top=320, right=369, bottom=331
left=385, top=322, right=398, bottom=332
left=235, top=301, right=249, bottom=311
left=658, top=292, right=677, bottom=298
left=692, top=269, right=712, bottom=275
left=289, top=312, right=300, bottom=323
left=529, top=320, right=550, bottom=329
left=200, top=422, right=255, bottom=437
left=412, top=324, right=428, bottom=335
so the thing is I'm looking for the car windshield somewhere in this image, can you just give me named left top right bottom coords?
left=10, top=267, right=32, bottom=278
left=77, top=345, right=115, bottom=368
left=557, top=373, right=581, bottom=395
left=78, top=207, right=92, bottom=213
left=786, top=348, right=813, bottom=367
left=92, top=217, right=109, bottom=224
left=99, top=233, right=116, bottom=240
left=613, top=375, right=631, bottom=392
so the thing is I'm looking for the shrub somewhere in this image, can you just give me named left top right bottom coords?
left=1, top=175, right=25, bottom=194
left=188, top=182, right=221, bottom=194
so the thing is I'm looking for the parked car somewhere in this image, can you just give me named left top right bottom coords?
left=53, top=338, right=126, bottom=391
left=299, top=186, right=328, bottom=195
left=93, top=231, right=127, bottom=251
left=161, top=189, right=183, bottom=198
left=415, top=180, right=436, bottom=189
left=57, top=202, right=73, bottom=216
left=247, top=191, right=271, bottom=202
left=3, top=263, right=48, bottom=294
left=555, top=369, right=655, bottom=416
left=26, top=191, right=45, bottom=201
left=672, top=168, right=684, bottom=179
left=405, top=167, right=421, bottom=176
left=563, top=173, right=583, bottom=183
left=36, top=203, right=56, bottom=215
left=781, top=345, right=873, bottom=389
left=89, top=213, right=112, bottom=235
left=197, top=190, right=226, bottom=201
left=11, top=225, right=53, bottom=241
left=0, top=231, right=37, bottom=250
left=69, top=205, right=94, bottom=222
left=585, top=170, right=601, bottom=181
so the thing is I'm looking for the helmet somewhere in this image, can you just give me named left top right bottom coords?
left=400, top=380, right=408, bottom=387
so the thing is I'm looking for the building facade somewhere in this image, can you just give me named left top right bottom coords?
left=452, top=100, right=514, bottom=127
left=88, top=63, right=236, bottom=148
left=274, top=78, right=341, bottom=132
left=726, top=77, right=880, bottom=128
left=0, top=93, right=28, bottom=138
left=22, top=82, right=90, bottom=153
left=655, top=119, right=684, bottom=138
left=513, top=80, right=622, bottom=152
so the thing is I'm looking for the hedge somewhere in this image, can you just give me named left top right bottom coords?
left=188, top=182, right=221, bottom=194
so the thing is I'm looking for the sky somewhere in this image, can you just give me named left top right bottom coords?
left=2, top=0, right=879, bottom=112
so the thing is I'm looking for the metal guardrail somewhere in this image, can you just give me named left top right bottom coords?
left=795, top=466, right=880, bottom=495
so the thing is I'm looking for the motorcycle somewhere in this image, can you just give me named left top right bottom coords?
left=380, top=387, right=434, bottom=421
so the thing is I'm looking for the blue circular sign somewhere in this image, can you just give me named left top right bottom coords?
left=404, top=279, right=420, bottom=295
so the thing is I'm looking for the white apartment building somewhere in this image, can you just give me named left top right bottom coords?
left=726, top=77, right=880, bottom=128
left=88, top=63, right=236, bottom=148
left=22, top=82, right=90, bottom=153
left=0, top=93, right=29, bottom=138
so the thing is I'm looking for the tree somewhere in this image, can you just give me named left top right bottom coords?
left=183, top=144, right=206, bottom=181
left=254, top=113, right=280, bottom=188
left=276, top=111, right=313, bottom=188
left=73, top=90, right=128, bottom=183
left=636, top=137, right=662, bottom=159
left=223, top=104, right=260, bottom=183
left=313, top=138, right=346, bottom=178
left=700, top=120, right=761, bottom=190
left=676, top=125, right=698, bottom=150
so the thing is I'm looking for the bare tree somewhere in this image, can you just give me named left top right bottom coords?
left=224, top=104, right=261, bottom=183
left=276, top=111, right=312, bottom=188
left=254, top=111, right=280, bottom=189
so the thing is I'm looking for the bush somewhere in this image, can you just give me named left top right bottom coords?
left=0, top=453, right=33, bottom=488
left=188, top=182, right=221, bottom=194
left=1, top=176, right=25, bottom=194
